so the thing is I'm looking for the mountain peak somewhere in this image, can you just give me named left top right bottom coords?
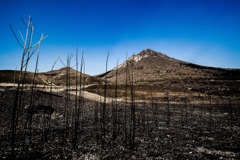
left=140, top=49, right=158, bottom=55
left=128, top=49, right=170, bottom=63
left=140, top=49, right=170, bottom=58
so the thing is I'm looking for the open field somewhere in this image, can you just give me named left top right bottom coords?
left=0, top=88, right=239, bottom=159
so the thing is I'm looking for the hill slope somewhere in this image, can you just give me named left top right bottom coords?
left=97, top=49, right=240, bottom=97
left=0, top=67, right=102, bottom=86
left=104, top=49, right=240, bottom=83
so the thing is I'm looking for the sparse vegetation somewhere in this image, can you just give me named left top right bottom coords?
left=0, top=19, right=240, bottom=159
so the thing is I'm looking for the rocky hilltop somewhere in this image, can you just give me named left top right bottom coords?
left=96, top=49, right=240, bottom=97
left=104, top=49, right=240, bottom=83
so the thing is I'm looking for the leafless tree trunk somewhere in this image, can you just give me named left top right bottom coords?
left=124, top=53, right=129, bottom=146
left=10, top=16, right=46, bottom=157
left=60, top=53, right=74, bottom=140
left=129, top=55, right=135, bottom=151
left=24, top=34, right=44, bottom=143
left=112, top=60, right=119, bottom=140
left=73, top=48, right=79, bottom=150
left=101, top=53, right=109, bottom=149
left=95, top=101, right=100, bottom=144
left=77, top=52, right=84, bottom=134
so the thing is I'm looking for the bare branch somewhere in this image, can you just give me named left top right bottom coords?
left=20, top=17, right=28, bottom=27
left=18, top=30, right=25, bottom=43
left=51, top=55, right=60, bottom=71
left=33, top=34, right=48, bottom=47
left=10, top=25, right=24, bottom=48
left=60, top=59, right=66, bottom=67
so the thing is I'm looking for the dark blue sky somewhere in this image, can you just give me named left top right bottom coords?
left=0, top=0, right=240, bottom=75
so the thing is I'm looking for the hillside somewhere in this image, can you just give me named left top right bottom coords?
left=1, top=49, right=240, bottom=99
left=104, top=49, right=240, bottom=83
left=90, top=49, right=240, bottom=98
left=0, top=67, right=102, bottom=86
left=41, top=67, right=102, bottom=86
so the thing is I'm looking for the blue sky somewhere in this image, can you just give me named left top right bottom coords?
left=0, top=0, right=240, bottom=75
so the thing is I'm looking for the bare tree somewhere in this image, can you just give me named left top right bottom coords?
left=24, top=33, right=46, bottom=143
left=60, top=53, right=74, bottom=140
left=124, top=53, right=129, bottom=146
left=72, top=48, right=79, bottom=150
left=112, top=59, right=119, bottom=140
left=10, top=16, right=46, bottom=157
left=129, top=55, right=136, bottom=151
left=101, top=53, right=109, bottom=149
left=77, top=52, right=84, bottom=134
left=73, top=50, right=84, bottom=150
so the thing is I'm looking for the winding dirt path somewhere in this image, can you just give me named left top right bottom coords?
left=69, top=90, right=124, bottom=104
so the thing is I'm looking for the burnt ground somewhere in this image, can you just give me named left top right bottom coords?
left=0, top=90, right=240, bottom=159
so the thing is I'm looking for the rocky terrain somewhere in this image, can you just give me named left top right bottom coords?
left=104, top=49, right=240, bottom=83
